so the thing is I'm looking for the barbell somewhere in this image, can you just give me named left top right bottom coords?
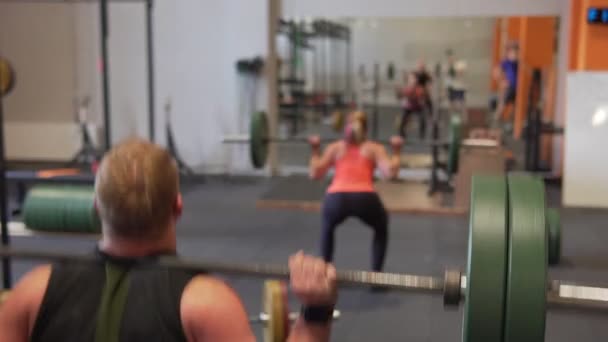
left=0, top=57, right=16, bottom=97
left=222, top=111, right=463, bottom=172
left=0, top=175, right=592, bottom=342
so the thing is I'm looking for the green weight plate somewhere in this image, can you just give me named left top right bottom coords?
left=463, top=175, right=508, bottom=342
left=250, top=111, right=269, bottom=169
left=547, top=207, right=561, bottom=265
left=504, top=175, right=547, bottom=342
left=447, top=114, right=462, bottom=176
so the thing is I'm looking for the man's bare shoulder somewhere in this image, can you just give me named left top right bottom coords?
left=181, top=275, right=254, bottom=342
left=2, top=264, right=51, bottom=309
left=0, top=265, right=51, bottom=341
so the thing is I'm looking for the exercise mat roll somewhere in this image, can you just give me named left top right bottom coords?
left=23, top=186, right=100, bottom=233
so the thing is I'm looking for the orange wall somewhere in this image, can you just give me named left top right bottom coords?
left=569, top=0, right=582, bottom=70
left=571, top=0, right=608, bottom=70
left=541, top=66, right=557, bottom=165
left=507, top=17, right=521, bottom=41
left=513, top=17, right=557, bottom=138
left=521, top=18, right=556, bottom=67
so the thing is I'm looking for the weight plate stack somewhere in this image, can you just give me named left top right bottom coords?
left=463, top=175, right=508, bottom=342
left=504, top=175, right=547, bottom=342
left=250, top=111, right=269, bottom=169
left=547, top=207, right=561, bottom=265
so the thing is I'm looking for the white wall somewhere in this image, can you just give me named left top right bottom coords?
left=70, top=3, right=149, bottom=145
left=153, top=0, right=268, bottom=172
left=0, top=0, right=269, bottom=170
left=350, top=17, right=494, bottom=107
left=0, top=3, right=76, bottom=123
left=283, top=0, right=560, bottom=18
left=0, top=3, right=87, bottom=160
left=563, top=73, right=608, bottom=208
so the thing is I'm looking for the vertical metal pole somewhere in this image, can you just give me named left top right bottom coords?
left=289, top=22, right=297, bottom=82
left=267, top=0, right=281, bottom=176
left=372, top=63, right=380, bottom=139
left=346, top=30, right=352, bottom=105
left=0, top=90, right=10, bottom=289
left=324, top=29, right=331, bottom=117
left=327, top=32, right=333, bottom=102
left=145, top=0, right=156, bottom=142
left=100, top=0, right=111, bottom=150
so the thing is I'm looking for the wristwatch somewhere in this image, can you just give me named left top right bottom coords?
left=300, top=305, right=334, bottom=324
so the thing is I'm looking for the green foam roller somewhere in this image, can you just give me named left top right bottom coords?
left=447, top=114, right=462, bottom=176
left=547, top=207, right=561, bottom=265
left=23, top=186, right=100, bottom=233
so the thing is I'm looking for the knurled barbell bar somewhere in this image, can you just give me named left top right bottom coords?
left=249, top=308, right=341, bottom=324
left=223, top=112, right=463, bottom=170
left=0, top=174, right=576, bottom=342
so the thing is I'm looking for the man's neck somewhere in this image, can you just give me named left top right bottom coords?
left=98, top=234, right=176, bottom=258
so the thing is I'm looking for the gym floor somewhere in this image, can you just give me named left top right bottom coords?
left=8, top=178, right=608, bottom=341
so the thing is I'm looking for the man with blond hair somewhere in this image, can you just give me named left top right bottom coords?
left=0, top=138, right=338, bottom=342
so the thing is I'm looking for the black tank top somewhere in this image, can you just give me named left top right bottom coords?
left=31, top=250, right=198, bottom=342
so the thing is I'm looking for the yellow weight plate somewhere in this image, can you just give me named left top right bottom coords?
left=0, top=57, right=15, bottom=96
left=263, top=280, right=289, bottom=342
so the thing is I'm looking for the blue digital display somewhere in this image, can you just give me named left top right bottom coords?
left=589, top=8, right=601, bottom=23
left=588, top=7, right=608, bottom=24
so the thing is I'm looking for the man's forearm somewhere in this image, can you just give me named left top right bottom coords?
left=287, top=319, right=331, bottom=342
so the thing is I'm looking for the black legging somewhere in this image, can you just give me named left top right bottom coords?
left=320, top=192, right=388, bottom=271
left=400, top=108, right=426, bottom=140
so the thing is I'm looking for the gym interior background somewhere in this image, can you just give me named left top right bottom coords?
left=1, top=0, right=608, bottom=341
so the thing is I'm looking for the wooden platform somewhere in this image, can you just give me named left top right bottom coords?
left=257, top=176, right=466, bottom=215
left=401, top=153, right=433, bottom=169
